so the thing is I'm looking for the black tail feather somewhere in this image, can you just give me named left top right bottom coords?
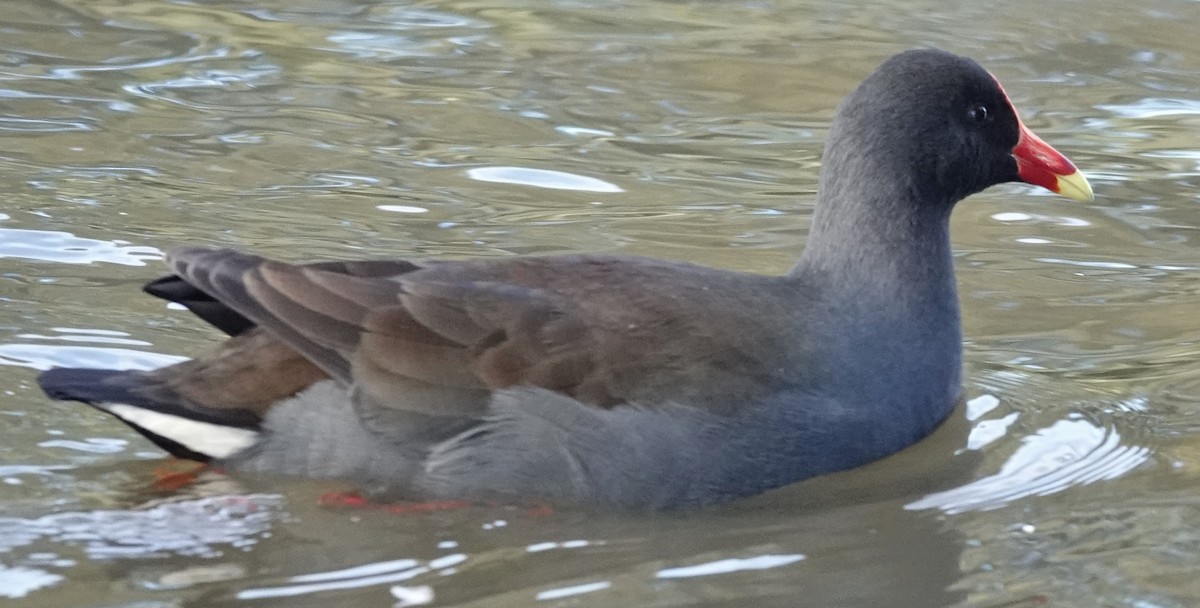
left=143, top=275, right=255, bottom=337
left=38, top=368, right=259, bottom=462
left=39, top=367, right=145, bottom=405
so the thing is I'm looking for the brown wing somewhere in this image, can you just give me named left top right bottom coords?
left=163, top=247, right=614, bottom=417
left=159, top=247, right=790, bottom=420
left=133, top=327, right=328, bottom=417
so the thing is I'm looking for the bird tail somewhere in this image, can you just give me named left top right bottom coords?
left=38, top=367, right=260, bottom=462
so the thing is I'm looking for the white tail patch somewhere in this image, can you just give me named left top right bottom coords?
left=107, top=404, right=259, bottom=459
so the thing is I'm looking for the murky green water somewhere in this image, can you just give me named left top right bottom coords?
left=1, top=0, right=1199, bottom=605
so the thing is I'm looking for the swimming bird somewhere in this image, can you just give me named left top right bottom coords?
left=39, top=49, right=1093, bottom=509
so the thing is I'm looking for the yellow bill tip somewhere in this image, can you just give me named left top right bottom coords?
left=1055, top=169, right=1094, bottom=202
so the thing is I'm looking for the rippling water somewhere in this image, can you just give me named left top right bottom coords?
left=1, top=0, right=1199, bottom=606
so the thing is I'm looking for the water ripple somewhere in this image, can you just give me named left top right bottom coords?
left=121, top=60, right=283, bottom=110
left=0, top=564, right=63, bottom=599
left=236, top=553, right=466, bottom=600
left=535, top=580, right=611, bottom=600
left=325, top=32, right=450, bottom=59
left=466, top=166, right=624, bottom=193
left=655, top=554, right=806, bottom=579
left=907, top=416, right=1151, bottom=514
left=0, top=228, right=161, bottom=266
left=0, top=495, right=281, bottom=559
left=1098, top=97, right=1200, bottom=119
left=0, top=117, right=93, bottom=133
left=0, top=344, right=185, bottom=372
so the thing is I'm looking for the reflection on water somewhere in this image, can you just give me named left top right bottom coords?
left=0, top=228, right=160, bottom=266
left=909, top=414, right=1151, bottom=514
left=0, top=0, right=1198, bottom=606
left=237, top=554, right=465, bottom=600
left=0, top=566, right=63, bottom=600
left=0, top=493, right=280, bottom=599
left=465, top=166, right=625, bottom=193
left=1098, top=98, right=1200, bottom=120
left=0, top=341, right=186, bottom=372
left=654, top=553, right=807, bottom=578
left=0, top=494, right=280, bottom=559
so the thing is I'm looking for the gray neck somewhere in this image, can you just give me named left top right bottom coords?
left=785, top=153, right=963, bottom=434
left=793, top=173, right=957, bottom=304
left=792, top=101, right=961, bottom=299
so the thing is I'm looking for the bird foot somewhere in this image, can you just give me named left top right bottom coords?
left=151, top=461, right=209, bottom=491
left=317, top=491, right=556, bottom=516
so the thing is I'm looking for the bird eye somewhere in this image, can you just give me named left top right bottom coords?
left=968, top=104, right=991, bottom=124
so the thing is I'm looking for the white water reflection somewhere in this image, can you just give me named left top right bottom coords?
left=535, top=580, right=611, bottom=600
left=37, top=437, right=128, bottom=455
left=0, top=228, right=161, bottom=266
left=466, top=167, right=624, bottom=193
left=0, top=117, right=92, bottom=133
left=1035, top=257, right=1139, bottom=270
left=390, top=584, right=435, bottom=606
left=655, top=554, right=806, bottom=579
left=237, top=554, right=466, bottom=600
left=990, top=211, right=1092, bottom=227
left=1142, top=149, right=1200, bottom=177
left=122, top=63, right=282, bottom=110
left=556, top=126, right=616, bottom=137
left=16, top=328, right=151, bottom=348
left=907, top=416, right=1150, bottom=514
left=1098, top=97, right=1200, bottom=119
left=527, top=539, right=595, bottom=552
left=0, top=495, right=281, bottom=560
left=959, top=394, right=1021, bottom=451
left=326, top=32, right=449, bottom=59
left=965, top=394, right=1001, bottom=420
left=0, top=564, right=63, bottom=599
left=377, top=205, right=429, bottom=214
left=0, top=343, right=186, bottom=372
